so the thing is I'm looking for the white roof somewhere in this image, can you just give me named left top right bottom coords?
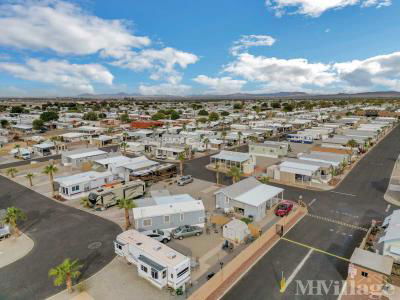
left=133, top=200, right=204, bottom=219
left=158, top=146, right=185, bottom=153
left=61, top=132, right=87, bottom=138
left=33, top=142, right=55, bottom=149
left=117, top=230, right=188, bottom=268
left=280, top=160, right=320, bottom=176
left=235, top=184, right=283, bottom=207
left=212, top=150, right=250, bottom=163
left=55, top=171, right=112, bottom=186
left=379, top=209, right=400, bottom=243
left=67, top=149, right=107, bottom=160
left=95, top=155, right=131, bottom=166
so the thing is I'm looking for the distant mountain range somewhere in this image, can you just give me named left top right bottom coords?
left=76, top=91, right=400, bottom=100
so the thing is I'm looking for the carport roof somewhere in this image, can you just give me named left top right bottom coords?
left=350, top=248, right=393, bottom=275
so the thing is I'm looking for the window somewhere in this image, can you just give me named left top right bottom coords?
left=164, top=215, right=170, bottom=224
left=151, top=269, right=158, bottom=280
left=180, top=213, right=184, bottom=222
left=71, top=185, right=80, bottom=192
left=361, top=271, right=368, bottom=278
left=141, top=265, right=148, bottom=273
left=225, top=197, right=229, bottom=204
left=177, top=267, right=189, bottom=278
left=143, top=219, right=152, bottom=227
left=115, top=242, right=122, bottom=250
left=162, top=270, right=167, bottom=279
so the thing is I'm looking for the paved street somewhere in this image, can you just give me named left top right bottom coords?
left=0, top=176, right=121, bottom=300
left=217, top=125, right=400, bottom=299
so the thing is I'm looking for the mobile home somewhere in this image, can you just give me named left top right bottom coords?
left=133, top=197, right=205, bottom=232
left=114, top=230, right=191, bottom=290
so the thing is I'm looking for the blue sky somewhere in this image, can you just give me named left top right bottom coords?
left=0, top=0, right=399, bottom=96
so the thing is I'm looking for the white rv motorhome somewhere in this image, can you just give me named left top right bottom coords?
left=114, top=230, right=191, bottom=291
left=88, top=180, right=145, bottom=208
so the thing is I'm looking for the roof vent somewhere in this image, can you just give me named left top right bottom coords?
left=153, top=245, right=162, bottom=251
left=167, top=252, right=176, bottom=259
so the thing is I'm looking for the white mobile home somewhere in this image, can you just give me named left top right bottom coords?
left=379, top=209, right=400, bottom=263
left=55, top=171, right=115, bottom=199
left=114, top=230, right=191, bottom=290
left=61, top=148, right=108, bottom=167
left=215, top=177, right=283, bottom=221
left=133, top=197, right=205, bottom=232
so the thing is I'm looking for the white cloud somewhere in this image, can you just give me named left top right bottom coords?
left=0, top=58, right=113, bottom=93
left=265, top=0, right=391, bottom=17
left=230, top=35, right=276, bottom=55
left=138, top=83, right=191, bottom=95
left=224, top=53, right=336, bottom=91
left=334, top=51, right=400, bottom=90
left=193, top=75, right=246, bottom=94
left=362, top=0, right=392, bottom=8
left=0, top=0, right=150, bottom=55
left=112, top=47, right=198, bottom=83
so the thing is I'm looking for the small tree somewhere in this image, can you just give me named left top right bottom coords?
left=80, top=196, right=90, bottom=208
left=203, top=138, right=210, bottom=154
left=177, top=152, right=185, bottom=176
left=118, top=198, right=136, bottom=230
left=14, top=144, right=21, bottom=157
left=43, top=164, right=58, bottom=196
left=346, top=139, right=358, bottom=149
left=227, top=166, right=243, bottom=184
left=3, top=207, right=26, bottom=236
left=25, top=173, right=34, bottom=187
left=49, top=258, right=82, bottom=293
left=120, top=142, right=128, bottom=154
left=50, top=136, right=60, bottom=154
left=32, top=119, right=44, bottom=130
left=6, top=167, right=17, bottom=178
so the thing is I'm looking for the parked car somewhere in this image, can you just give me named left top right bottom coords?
left=177, top=175, right=193, bottom=186
left=142, top=229, right=171, bottom=243
left=275, top=201, right=293, bottom=217
left=155, top=154, right=167, bottom=160
left=171, top=225, right=203, bottom=240
left=0, top=224, right=11, bottom=240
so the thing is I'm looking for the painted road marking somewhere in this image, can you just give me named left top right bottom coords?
left=281, top=237, right=350, bottom=262
left=308, top=198, right=317, bottom=207
left=281, top=248, right=314, bottom=293
left=330, top=191, right=357, bottom=197
left=307, top=214, right=368, bottom=232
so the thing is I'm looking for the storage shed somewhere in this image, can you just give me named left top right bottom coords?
left=223, top=219, right=250, bottom=243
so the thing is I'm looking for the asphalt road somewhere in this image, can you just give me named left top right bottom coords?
left=218, top=125, right=400, bottom=299
left=0, top=176, right=121, bottom=300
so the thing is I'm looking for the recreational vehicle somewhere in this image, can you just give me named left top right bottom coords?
left=287, top=133, right=313, bottom=144
left=114, top=230, right=191, bottom=290
left=88, top=180, right=145, bottom=208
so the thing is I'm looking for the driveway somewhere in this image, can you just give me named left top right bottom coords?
left=0, top=176, right=121, bottom=300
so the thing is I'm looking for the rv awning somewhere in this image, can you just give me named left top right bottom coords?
left=138, top=255, right=166, bottom=271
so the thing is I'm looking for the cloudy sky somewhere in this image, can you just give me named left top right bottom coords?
left=0, top=0, right=399, bottom=96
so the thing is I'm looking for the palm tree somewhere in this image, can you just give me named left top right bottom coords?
left=177, top=152, right=185, bottom=176
left=14, top=144, right=21, bottom=158
left=117, top=198, right=136, bottom=230
left=203, top=138, right=210, bottom=154
left=221, top=131, right=227, bottom=147
left=184, top=145, right=190, bottom=158
left=49, top=258, right=83, bottom=293
left=122, top=131, right=129, bottom=142
left=237, top=131, right=243, bottom=145
left=43, top=164, right=58, bottom=196
left=6, top=167, right=17, bottom=178
left=3, top=207, right=26, bottom=236
left=120, top=142, right=128, bottom=154
left=50, top=136, right=60, bottom=154
left=227, top=166, right=243, bottom=184
left=215, top=163, right=220, bottom=185
left=25, top=173, right=34, bottom=187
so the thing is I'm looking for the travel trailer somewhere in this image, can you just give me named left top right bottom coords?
left=114, top=230, right=191, bottom=291
left=88, top=180, right=145, bottom=208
